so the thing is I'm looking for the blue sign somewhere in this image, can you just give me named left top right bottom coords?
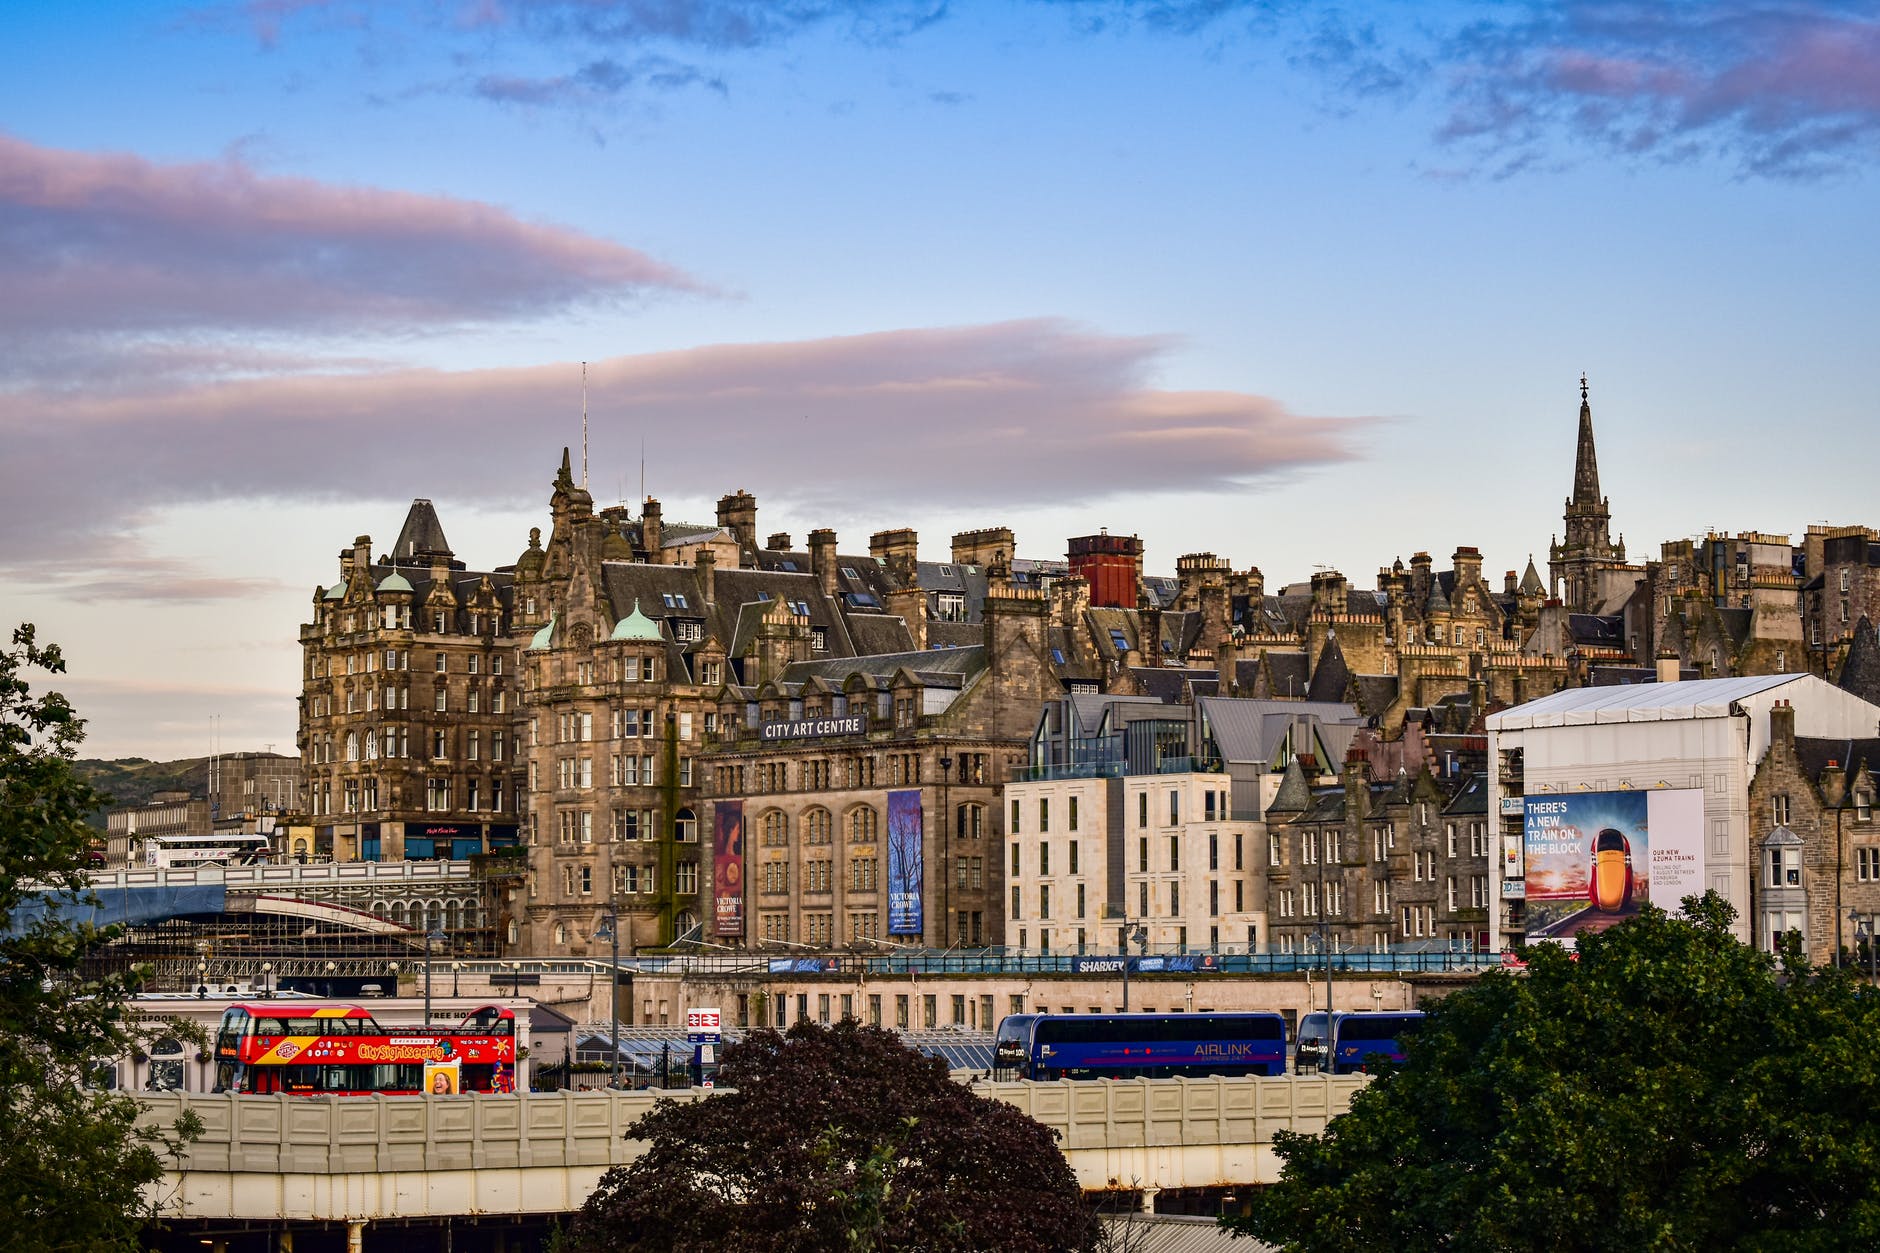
left=1067, top=954, right=1222, bottom=975
left=766, top=958, right=841, bottom=974
left=886, top=789, right=924, bottom=936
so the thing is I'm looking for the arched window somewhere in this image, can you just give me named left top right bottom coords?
left=803, top=808, right=833, bottom=845
left=345, top=732, right=358, bottom=761
left=848, top=807, right=879, bottom=844
left=146, top=1036, right=185, bottom=1092
left=674, top=909, right=700, bottom=940
left=762, top=811, right=789, bottom=847
left=553, top=922, right=567, bottom=946
left=674, top=807, right=698, bottom=842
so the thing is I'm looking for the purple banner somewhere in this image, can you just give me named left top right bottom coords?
left=713, top=800, right=745, bottom=937
left=887, top=789, right=924, bottom=936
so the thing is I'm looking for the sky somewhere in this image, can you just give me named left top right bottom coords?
left=5, top=0, right=1880, bottom=758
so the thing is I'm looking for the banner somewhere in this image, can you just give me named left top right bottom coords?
left=424, top=1059, right=461, bottom=1095
left=887, top=788, right=925, bottom=936
left=713, top=801, right=745, bottom=936
left=1523, top=789, right=1705, bottom=941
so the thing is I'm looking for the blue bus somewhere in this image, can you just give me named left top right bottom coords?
left=1318, top=1010, right=1425, bottom=1074
left=993, top=1012, right=1288, bottom=1081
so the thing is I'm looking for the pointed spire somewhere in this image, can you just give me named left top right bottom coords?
left=1519, top=556, right=1545, bottom=597
left=556, top=446, right=575, bottom=492
left=1572, top=375, right=1601, bottom=507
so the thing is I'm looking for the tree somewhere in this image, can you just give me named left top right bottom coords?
left=1, top=625, right=193, bottom=1249
left=571, top=1019, right=1101, bottom=1252
left=1229, top=892, right=1880, bottom=1252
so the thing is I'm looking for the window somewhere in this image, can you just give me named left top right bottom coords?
left=1169, top=836, right=1180, bottom=872
left=1039, top=842, right=1050, bottom=875
left=1774, top=794, right=1792, bottom=826
left=1010, top=798, right=1020, bottom=835
left=1858, top=847, right=1880, bottom=882
left=1068, top=840, right=1079, bottom=875
left=1138, top=792, right=1148, bottom=828
left=1767, top=845, right=1801, bottom=888
left=1860, top=792, right=1874, bottom=823
left=1039, top=798, right=1050, bottom=833
left=1068, top=796, right=1079, bottom=830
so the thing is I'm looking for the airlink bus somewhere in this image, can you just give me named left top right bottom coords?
left=212, top=1003, right=518, bottom=1095
left=993, top=1012, right=1288, bottom=1081
left=1294, top=1010, right=1426, bottom=1074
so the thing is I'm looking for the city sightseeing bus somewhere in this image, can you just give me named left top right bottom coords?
left=993, top=1012, right=1288, bottom=1081
left=212, top=1003, right=518, bottom=1095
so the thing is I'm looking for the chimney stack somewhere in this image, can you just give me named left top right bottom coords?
left=695, top=547, right=717, bottom=607
left=1656, top=652, right=1680, bottom=684
left=808, top=528, right=839, bottom=597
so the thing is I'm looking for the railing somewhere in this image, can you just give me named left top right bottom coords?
left=84, top=861, right=478, bottom=890
left=1007, top=761, right=1126, bottom=783
left=1153, top=755, right=1225, bottom=775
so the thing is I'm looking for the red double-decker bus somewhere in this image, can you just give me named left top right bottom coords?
left=213, top=1003, right=519, bottom=1095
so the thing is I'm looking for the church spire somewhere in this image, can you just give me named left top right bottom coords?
left=1572, top=373, right=1601, bottom=506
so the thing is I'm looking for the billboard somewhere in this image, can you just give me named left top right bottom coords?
left=886, top=788, right=924, bottom=936
left=713, top=801, right=745, bottom=937
left=1523, top=789, right=1705, bottom=940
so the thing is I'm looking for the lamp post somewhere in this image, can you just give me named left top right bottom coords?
left=423, top=929, right=446, bottom=1028
left=195, top=960, right=208, bottom=999
left=939, top=754, right=953, bottom=949
left=451, top=960, right=462, bottom=998
left=597, top=908, right=621, bottom=1086
left=507, top=960, right=522, bottom=999
left=324, top=960, right=336, bottom=999
left=388, top=961, right=400, bottom=999
left=1853, top=911, right=1877, bottom=985
left=1120, top=922, right=1147, bottom=1011
left=260, top=962, right=273, bottom=999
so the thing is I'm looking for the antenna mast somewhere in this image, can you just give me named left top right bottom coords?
left=581, top=361, right=589, bottom=490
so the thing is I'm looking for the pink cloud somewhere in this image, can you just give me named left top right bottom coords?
left=0, top=131, right=702, bottom=351
left=0, top=319, right=1368, bottom=594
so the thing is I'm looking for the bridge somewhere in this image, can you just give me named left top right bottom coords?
left=137, top=1076, right=1363, bottom=1229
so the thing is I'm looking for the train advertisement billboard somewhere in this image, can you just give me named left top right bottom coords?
left=1523, top=789, right=1704, bottom=940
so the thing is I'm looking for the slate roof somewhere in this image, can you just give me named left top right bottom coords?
left=1793, top=736, right=1880, bottom=783
left=1125, top=666, right=1210, bottom=703
left=1353, top=674, right=1400, bottom=716
left=389, top=498, right=453, bottom=564
left=848, top=613, right=917, bottom=656
left=779, top=645, right=987, bottom=687
left=1266, top=757, right=1315, bottom=813
left=1305, top=635, right=1351, bottom=704
left=1262, top=652, right=1311, bottom=699
left=1717, top=606, right=1753, bottom=649
left=1838, top=617, right=1880, bottom=706
left=1442, top=771, right=1489, bottom=816
left=1195, top=697, right=1363, bottom=769
left=1568, top=613, right=1625, bottom=647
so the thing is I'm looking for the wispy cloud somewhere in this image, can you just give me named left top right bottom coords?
left=0, top=130, right=703, bottom=382
left=1422, top=2, right=1880, bottom=178
left=0, top=320, right=1367, bottom=595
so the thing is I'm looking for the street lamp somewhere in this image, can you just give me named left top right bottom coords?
left=451, top=960, right=462, bottom=998
left=596, top=908, right=621, bottom=1086
left=507, top=960, right=522, bottom=999
left=938, top=754, right=953, bottom=948
left=324, top=960, right=337, bottom=998
left=423, top=929, right=446, bottom=1028
left=1120, top=922, right=1148, bottom=1011
left=195, top=960, right=208, bottom=999
left=260, top=962, right=273, bottom=999
left=1852, top=910, right=1876, bottom=985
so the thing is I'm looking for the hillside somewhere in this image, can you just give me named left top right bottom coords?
left=72, top=756, right=210, bottom=824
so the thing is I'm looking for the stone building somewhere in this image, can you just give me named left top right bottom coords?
left=298, top=501, right=525, bottom=864
left=1747, top=698, right=1880, bottom=963
left=1264, top=756, right=1490, bottom=956
left=706, top=585, right=1059, bottom=949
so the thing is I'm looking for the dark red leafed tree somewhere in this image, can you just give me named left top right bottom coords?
left=571, top=1019, right=1101, bottom=1253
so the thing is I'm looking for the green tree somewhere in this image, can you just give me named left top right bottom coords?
left=1230, top=892, right=1880, bottom=1252
left=571, top=1019, right=1101, bottom=1252
left=1, top=625, right=192, bottom=1249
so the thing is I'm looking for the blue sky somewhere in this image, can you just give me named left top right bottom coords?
left=4, top=1, right=1879, bottom=756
